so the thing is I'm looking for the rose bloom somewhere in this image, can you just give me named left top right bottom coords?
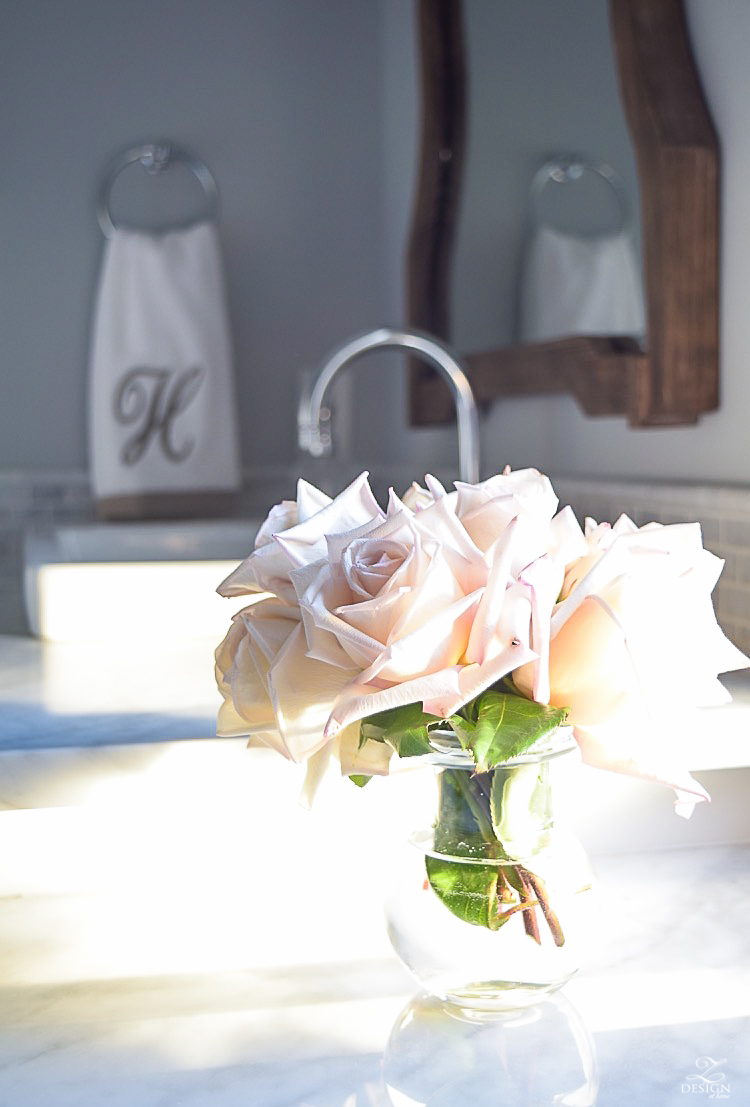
left=215, top=469, right=578, bottom=795
left=215, top=471, right=748, bottom=809
left=514, top=513, right=749, bottom=812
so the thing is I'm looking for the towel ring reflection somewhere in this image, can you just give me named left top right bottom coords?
left=529, top=157, right=629, bottom=234
left=96, top=142, right=219, bottom=237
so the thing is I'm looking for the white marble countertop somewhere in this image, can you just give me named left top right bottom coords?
left=0, top=835, right=747, bottom=1106
left=0, top=628, right=748, bottom=1105
left=0, top=634, right=222, bottom=751
left=0, top=631, right=749, bottom=769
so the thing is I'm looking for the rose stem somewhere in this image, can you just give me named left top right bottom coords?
left=455, top=771, right=495, bottom=842
left=515, top=867, right=542, bottom=943
left=497, top=898, right=541, bottom=923
left=503, top=865, right=541, bottom=943
left=496, top=868, right=515, bottom=904
left=522, top=868, right=565, bottom=947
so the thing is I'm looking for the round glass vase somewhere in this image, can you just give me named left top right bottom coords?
left=384, top=728, right=596, bottom=1014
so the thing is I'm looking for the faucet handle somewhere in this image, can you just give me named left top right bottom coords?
left=297, top=367, right=332, bottom=457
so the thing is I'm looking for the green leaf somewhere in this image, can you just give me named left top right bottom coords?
left=425, top=855, right=509, bottom=930
left=348, top=774, right=372, bottom=788
left=359, top=701, right=442, bottom=758
left=448, top=692, right=568, bottom=772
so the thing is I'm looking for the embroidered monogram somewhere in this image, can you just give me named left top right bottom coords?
left=113, top=366, right=206, bottom=465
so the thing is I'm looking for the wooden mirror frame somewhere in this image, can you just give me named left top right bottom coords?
left=407, top=0, right=720, bottom=428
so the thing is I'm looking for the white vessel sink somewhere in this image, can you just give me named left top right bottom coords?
left=23, top=519, right=261, bottom=642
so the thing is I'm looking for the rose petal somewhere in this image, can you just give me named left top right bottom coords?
left=414, top=497, right=485, bottom=592
left=216, top=696, right=274, bottom=739
left=337, top=725, right=394, bottom=777
left=242, top=600, right=301, bottom=663
left=518, top=554, right=563, bottom=704
left=335, top=586, right=411, bottom=644
left=217, top=541, right=296, bottom=602
left=342, top=537, right=410, bottom=599
left=326, top=667, right=464, bottom=734
left=324, top=514, right=393, bottom=565
left=424, top=473, right=448, bottom=500
left=597, top=572, right=746, bottom=714
left=494, top=581, right=534, bottom=650
left=449, top=640, right=538, bottom=712
left=458, top=498, right=520, bottom=554
left=295, top=478, right=333, bottom=523
left=226, top=634, right=281, bottom=738
left=299, top=740, right=334, bottom=808
left=273, top=472, right=383, bottom=569
left=295, top=563, right=384, bottom=669
left=456, top=469, right=558, bottom=527
left=385, top=547, right=466, bottom=641
left=523, top=592, right=640, bottom=727
left=552, top=540, right=629, bottom=637
left=549, top=505, right=588, bottom=567
left=327, top=637, right=538, bottom=737
left=267, top=622, right=359, bottom=761
left=465, top=521, right=517, bottom=664
left=611, top=513, right=640, bottom=536
left=354, top=588, right=481, bottom=685
left=573, top=722, right=711, bottom=810
left=393, top=485, right=424, bottom=514
left=254, top=499, right=298, bottom=548
left=285, top=560, right=358, bottom=668
left=214, top=611, right=291, bottom=756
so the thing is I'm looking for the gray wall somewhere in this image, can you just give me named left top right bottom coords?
left=3, top=0, right=750, bottom=494
left=0, top=0, right=390, bottom=475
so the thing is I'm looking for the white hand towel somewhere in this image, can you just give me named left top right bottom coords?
left=519, top=225, right=645, bottom=344
left=88, top=221, right=241, bottom=514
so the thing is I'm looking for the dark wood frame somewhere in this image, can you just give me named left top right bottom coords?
left=408, top=0, right=719, bottom=428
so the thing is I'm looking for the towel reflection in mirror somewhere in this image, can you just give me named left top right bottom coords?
left=519, top=158, right=646, bottom=345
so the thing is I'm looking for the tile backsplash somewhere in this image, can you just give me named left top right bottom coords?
left=0, top=471, right=93, bottom=637
left=2, top=469, right=750, bottom=656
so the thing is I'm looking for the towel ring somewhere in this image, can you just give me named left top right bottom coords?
left=529, top=157, right=629, bottom=234
left=97, top=142, right=219, bottom=237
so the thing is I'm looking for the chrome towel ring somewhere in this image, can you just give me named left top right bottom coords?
left=529, top=157, right=629, bottom=234
left=96, top=141, right=219, bottom=237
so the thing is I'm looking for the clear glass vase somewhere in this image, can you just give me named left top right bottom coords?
left=385, top=729, right=596, bottom=1013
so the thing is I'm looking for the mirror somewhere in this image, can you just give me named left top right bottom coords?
left=407, top=0, right=719, bottom=429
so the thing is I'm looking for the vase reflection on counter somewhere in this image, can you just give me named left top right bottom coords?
left=382, top=989, right=599, bottom=1107
left=385, top=730, right=597, bottom=1013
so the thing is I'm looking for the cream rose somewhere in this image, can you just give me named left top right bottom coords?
left=217, top=472, right=748, bottom=810
left=215, top=470, right=575, bottom=775
left=214, top=597, right=393, bottom=798
left=515, top=513, right=748, bottom=809
left=286, top=470, right=581, bottom=736
left=218, top=473, right=383, bottom=603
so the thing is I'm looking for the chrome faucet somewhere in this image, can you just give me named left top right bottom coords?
left=297, top=327, right=480, bottom=484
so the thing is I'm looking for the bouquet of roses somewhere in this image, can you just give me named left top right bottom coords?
left=214, top=469, right=747, bottom=937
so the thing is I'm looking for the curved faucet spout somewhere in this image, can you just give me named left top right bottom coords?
left=298, top=327, right=480, bottom=484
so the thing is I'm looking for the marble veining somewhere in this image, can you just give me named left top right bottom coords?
left=0, top=845, right=747, bottom=1106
